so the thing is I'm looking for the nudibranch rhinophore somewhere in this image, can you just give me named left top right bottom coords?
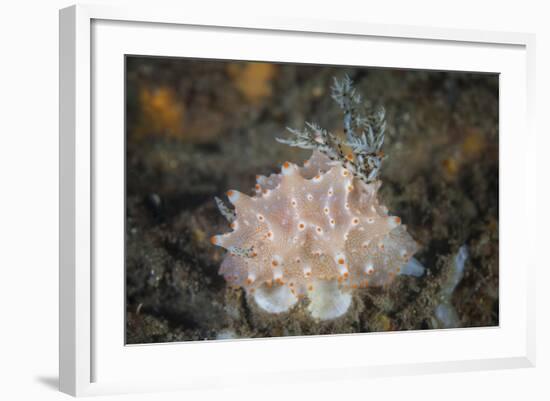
left=211, top=150, right=421, bottom=320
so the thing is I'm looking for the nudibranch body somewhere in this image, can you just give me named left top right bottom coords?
left=211, top=151, right=419, bottom=320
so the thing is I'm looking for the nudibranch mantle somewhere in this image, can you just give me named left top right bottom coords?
left=211, top=151, right=419, bottom=320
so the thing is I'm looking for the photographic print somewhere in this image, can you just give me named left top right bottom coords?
left=125, top=57, right=498, bottom=343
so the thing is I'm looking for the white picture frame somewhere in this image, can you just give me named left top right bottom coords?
left=59, top=3, right=536, bottom=397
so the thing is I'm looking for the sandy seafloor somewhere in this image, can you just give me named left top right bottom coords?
left=125, top=57, right=499, bottom=343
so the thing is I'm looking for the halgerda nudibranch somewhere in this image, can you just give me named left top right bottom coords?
left=211, top=76, right=424, bottom=321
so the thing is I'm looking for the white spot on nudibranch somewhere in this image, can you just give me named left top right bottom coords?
left=246, top=273, right=256, bottom=285
left=365, top=262, right=375, bottom=275
left=335, top=253, right=347, bottom=268
left=337, top=263, right=349, bottom=277
left=226, top=190, right=240, bottom=203
left=210, top=235, right=222, bottom=246
left=271, top=255, right=282, bottom=267
left=388, top=216, right=402, bottom=229
left=281, top=161, right=294, bottom=176
left=273, top=269, right=284, bottom=283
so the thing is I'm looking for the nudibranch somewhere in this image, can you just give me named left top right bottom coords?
left=211, top=151, right=420, bottom=320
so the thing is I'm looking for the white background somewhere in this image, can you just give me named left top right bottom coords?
left=0, top=0, right=547, bottom=400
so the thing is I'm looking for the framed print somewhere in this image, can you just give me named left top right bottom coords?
left=59, top=4, right=536, bottom=396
